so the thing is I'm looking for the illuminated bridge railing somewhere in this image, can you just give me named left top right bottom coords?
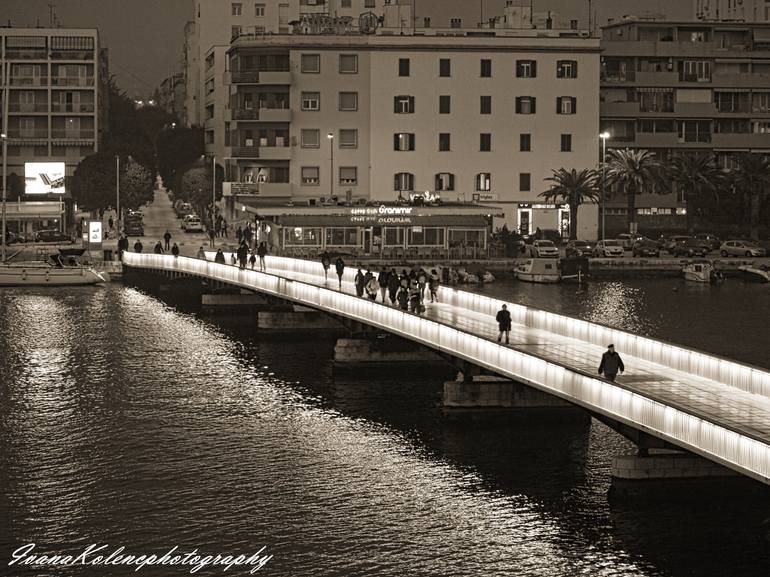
left=124, top=253, right=770, bottom=485
left=252, top=254, right=770, bottom=401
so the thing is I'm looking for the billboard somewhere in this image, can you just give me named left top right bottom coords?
left=88, top=221, right=102, bottom=248
left=25, top=162, right=66, bottom=195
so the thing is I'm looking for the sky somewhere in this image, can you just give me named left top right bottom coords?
left=1, top=0, right=691, bottom=98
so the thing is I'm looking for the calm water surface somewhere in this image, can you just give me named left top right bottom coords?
left=0, top=279, right=769, bottom=577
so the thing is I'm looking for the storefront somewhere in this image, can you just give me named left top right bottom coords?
left=516, top=202, right=571, bottom=238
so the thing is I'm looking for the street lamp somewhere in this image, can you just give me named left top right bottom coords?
left=115, top=155, right=120, bottom=236
left=327, top=132, right=334, bottom=199
left=212, top=155, right=216, bottom=221
left=599, top=131, right=611, bottom=241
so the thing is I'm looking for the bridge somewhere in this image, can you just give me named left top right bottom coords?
left=122, top=252, right=770, bottom=487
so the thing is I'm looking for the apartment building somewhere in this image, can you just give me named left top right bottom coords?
left=694, top=0, right=770, bottom=22
left=600, top=19, right=770, bottom=234
left=220, top=10, right=599, bottom=237
left=0, top=27, right=105, bottom=233
left=157, top=72, right=186, bottom=121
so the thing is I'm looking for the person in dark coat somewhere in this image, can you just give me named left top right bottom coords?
left=249, top=253, right=257, bottom=269
left=387, top=268, right=400, bottom=305
left=133, top=239, right=143, bottom=253
left=598, top=344, right=625, bottom=382
left=208, top=227, right=216, bottom=248
left=408, top=280, right=423, bottom=315
left=417, top=269, right=428, bottom=300
left=154, top=241, right=164, bottom=254
left=496, top=304, right=512, bottom=344
left=321, top=252, right=331, bottom=280
left=377, top=267, right=389, bottom=303
left=171, top=242, right=180, bottom=258
left=214, top=248, right=226, bottom=264
left=236, top=225, right=243, bottom=244
left=354, top=269, right=366, bottom=297
left=237, top=242, right=249, bottom=269
left=163, top=230, right=172, bottom=251
left=117, top=234, right=128, bottom=261
left=257, top=241, right=267, bottom=271
left=335, top=257, right=345, bottom=289
left=429, top=269, right=440, bottom=303
left=396, top=285, right=409, bottom=310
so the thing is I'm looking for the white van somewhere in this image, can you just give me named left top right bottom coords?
left=182, top=215, right=204, bottom=233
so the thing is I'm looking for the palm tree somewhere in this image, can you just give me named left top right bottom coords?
left=540, top=168, right=599, bottom=240
left=605, top=148, right=665, bottom=233
left=667, top=153, right=723, bottom=231
left=730, top=153, right=770, bottom=240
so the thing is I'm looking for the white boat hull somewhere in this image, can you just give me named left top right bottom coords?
left=0, top=265, right=106, bottom=286
left=739, top=265, right=770, bottom=283
left=516, top=272, right=561, bottom=283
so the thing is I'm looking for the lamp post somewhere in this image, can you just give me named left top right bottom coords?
left=327, top=132, right=334, bottom=200
left=599, top=132, right=610, bottom=241
left=115, top=155, right=120, bottom=236
left=212, top=155, right=216, bottom=221
left=2, top=61, right=9, bottom=262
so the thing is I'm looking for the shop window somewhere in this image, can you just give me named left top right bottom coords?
left=301, top=54, right=321, bottom=73
left=409, top=227, right=445, bottom=246
left=339, top=54, right=358, bottom=74
left=339, top=128, right=357, bottom=148
left=301, top=128, right=320, bottom=148
left=286, top=227, right=321, bottom=246
left=476, top=173, right=491, bottom=191
left=516, top=60, right=537, bottom=78
left=339, top=166, right=357, bottom=185
left=449, top=229, right=485, bottom=246
left=301, top=166, right=319, bottom=185
left=326, top=227, right=359, bottom=246
left=384, top=227, right=405, bottom=246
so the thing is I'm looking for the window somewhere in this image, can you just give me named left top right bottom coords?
left=398, top=58, right=410, bottom=77
left=557, top=96, right=576, bottom=114
left=364, top=0, right=376, bottom=7
left=394, top=95, right=415, bottom=113
left=301, top=54, right=320, bottom=73
left=480, top=95, right=491, bottom=114
left=326, top=227, right=358, bottom=246
left=255, top=3, right=265, bottom=16
left=476, top=173, right=491, bottom=191
left=341, top=0, right=351, bottom=7
left=232, top=3, right=242, bottom=16
left=394, top=172, right=414, bottom=191
left=286, top=227, right=322, bottom=246
left=339, top=167, right=358, bottom=186
left=301, top=166, right=320, bottom=185
left=439, top=95, right=450, bottom=114
left=301, top=91, right=320, bottom=110
left=520, top=173, right=531, bottom=192
left=408, top=227, right=444, bottom=246
left=480, top=133, right=491, bottom=151
left=679, top=60, right=711, bottom=81
left=515, top=96, right=536, bottom=114
left=301, top=128, right=320, bottom=148
left=384, top=227, right=405, bottom=246
left=520, top=133, right=531, bottom=151
left=439, top=133, right=451, bottom=151
left=339, top=128, right=358, bottom=148
left=435, top=172, right=455, bottom=191
left=339, top=91, right=358, bottom=111
left=339, top=54, right=358, bottom=74
left=450, top=18, right=462, bottom=28
left=480, top=59, right=492, bottom=77
left=557, top=60, right=577, bottom=78
left=516, top=60, right=537, bottom=78
left=231, top=25, right=242, bottom=39
left=560, top=134, right=572, bottom=152
left=394, top=133, right=416, bottom=151
left=439, top=58, right=451, bottom=77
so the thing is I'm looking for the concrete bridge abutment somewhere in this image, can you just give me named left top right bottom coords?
left=333, top=335, right=453, bottom=376
left=256, top=306, right=348, bottom=337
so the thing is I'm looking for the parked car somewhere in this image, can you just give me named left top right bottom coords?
left=719, top=240, right=767, bottom=258
left=124, top=220, right=144, bottom=236
left=662, top=235, right=691, bottom=253
left=529, top=240, right=559, bottom=258
left=182, top=215, right=205, bottom=233
left=694, top=233, right=721, bottom=251
left=672, top=237, right=711, bottom=257
left=565, top=240, right=593, bottom=257
left=593, top=240, right=624, bottom=257
left=4, top=231, right=26, bottom=244
left=617, top=233, right=643, bottom=250
left=632, top=238, right=660, bottom=257
left=35, top=229, right=73, bottom=243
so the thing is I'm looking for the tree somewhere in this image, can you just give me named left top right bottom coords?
left=729, top=153, right=770, bottom=240
left=119, top=157, right=154, bottom=211
left=667, top=153, right=723, bottom=231
left=540, top=168, right=599, bottom=240
left=178, top=164, right=224, bottom=218
left=71, top=152, right=117, bottom=211
left=605, top=148, right=665, bottom=233
left=156, top=127, right=204, bottom=192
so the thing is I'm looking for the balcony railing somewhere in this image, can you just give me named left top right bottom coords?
left=231, top=72, right=261, bottom=84
left=5, top=49, right=48, bottom=59
left=51, top=102, right=95, bottom=113
left=9, top=103, right=49, bottom=113
left=232, top=109, right=259, bottom=120
left=10, top=76, right=48, bottom=87
left=231, top=146, right=261, bottom=157
left=50, top=50, right=95, bottom=60
left=51, top=129, right=95, bottom=139
left=8, top=129, right=48, bottom=138
left=51, top=77, right=95, bottom=87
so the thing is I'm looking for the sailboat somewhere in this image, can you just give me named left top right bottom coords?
left=0, top=63, right=106, bottom=287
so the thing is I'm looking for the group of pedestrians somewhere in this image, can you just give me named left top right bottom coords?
left=203, top=241, right=267, bottom=272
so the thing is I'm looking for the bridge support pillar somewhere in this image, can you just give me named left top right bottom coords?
left=443, top=375, right=585, bottom=419
left=333, top=336, right=452, bottom=376
left=611, top=451, right=738, bottom=482
left=256, top=307, right=347, bottom=336
left=201, top=291, right=272, bottom=315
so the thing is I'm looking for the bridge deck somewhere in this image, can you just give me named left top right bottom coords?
left=122, top=253, right=770, bottom=484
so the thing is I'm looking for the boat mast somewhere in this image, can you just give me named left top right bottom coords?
left=1, top=59, right=8, bottom=263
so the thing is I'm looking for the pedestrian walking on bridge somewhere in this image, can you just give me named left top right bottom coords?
left=335, top=258, right=345, bottom=289
left=154, top=241, right=164, bottom=254
left=133, top=239, right=143, bottom=253
left=496, top=304, right=511, bottom=345
left=163, top=230, right=172, bottom=251
left=171, top=243, right=180, bottom=258
left=197, top=246, right=207, bottom=260
left=598, top=344, right=625, bottom=382
left=257, top=242, right=267, bottom=271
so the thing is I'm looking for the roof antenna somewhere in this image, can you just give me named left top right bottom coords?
left=48, top=0, right=57, bottom=28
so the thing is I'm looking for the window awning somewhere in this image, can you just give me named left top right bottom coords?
left=276, top=214, right=489, bottom=228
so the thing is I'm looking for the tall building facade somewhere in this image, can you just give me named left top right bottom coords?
left=600, top=19, right=770, bottom=234
left=694, top=0, right=770, bottom=22
left=222, top=19, right=600, bottom=236
left=1, top=27, right=105, bottom=233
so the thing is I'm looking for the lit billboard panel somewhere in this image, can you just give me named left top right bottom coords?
left=25, top=162, right=66, bottom=194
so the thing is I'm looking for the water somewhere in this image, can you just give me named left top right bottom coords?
left=0, top=280, right=769, bottom=577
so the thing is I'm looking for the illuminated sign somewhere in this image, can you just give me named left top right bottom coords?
left=25, top=162, right=66, bottom=195
left=349, top=205, right=414, bottom=225
left=88, top=221, right=102, bottom=245
left=517, top=202, right=566, bottom=209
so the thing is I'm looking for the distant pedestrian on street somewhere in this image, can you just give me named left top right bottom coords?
left=163, top=230, right=172, bottom=251
left=354, top=269, right=366, bottom=297
left=321, top=252, right=331, bottom=280
left=208, top=227, right=216, bottom=248
left=377, top=266, right=389, bottom=303
left=237, top=242, right=249, bottom=269
left=335, top=257, right=345, bottom=289
left=117, top=234, right=128, bottom=261
left=496, top=304, right=511, bottom=345
left=214, top=248, right=226, bottom=264
left=429, top=269, right=440, bottom=303
left=133, top=239, right=143, bottom=253
left=236, top=225, right=243, bottom=244
left=154, top=241, right=164, bottom=254
left=396, top=285, right=409, bottom=310
left=409, top=280, right=423, bottom=315
left=171, top=242, right=179, bottom=258
left=249, top=253, right=257, bottom=270
left=598, top=344, right=625, bottom=382
left=197, top=246, right=207, bottom=260
left=230, top=252, right=237, bottom=266
left=417, top=269, right=428, bottom=300
left=365, top=274, right=379, bottom=301
left=387, top=268, right=400, bottom=305
left=221, top=219, right=228, bottom=238
left=257, top=241, right=267, bottom=271
left=108, top=216, right=114, bottom=231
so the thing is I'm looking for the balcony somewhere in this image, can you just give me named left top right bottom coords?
left=712, top=132, right=770, bottom=149
left=600, top=101, right=639, bottom=116
left=51, top=102, right=96, bottom=113
left=675, top=102, right=718, bottom=115
left=231, top=146, right=261, bottom=158
left=226, top=70, right=291, bottom=85
left=9, top=103, right=48, bottom=113
left=712, top=73, right=770, bottom=88
left=256, top=182, right=292, bottom=197
left=258, top=145, right=291, bottom=160
left=10, top=76, right=48, bottom=87
left=223, top=181, right=292, bottom=197
left=5, top=49, right=48, bottom=59
left=7, top=129, right=48, bottom=139
left=51, top=129, right=95, bottom=139
left=231, top=108, right=292, bottom=122
left=50, top=50, right=95, bottom=61
left=51, top=76, right=95, bottom=87
left=635, top=71, right=680, bottom=85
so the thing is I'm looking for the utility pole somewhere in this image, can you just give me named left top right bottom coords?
left=327, top=132, right=334, bottom=199
left=116, top=155, right=120, bottom=236
left=2, top=62, right=9, bottom=262
left=212, top=155, right=216, bottom=221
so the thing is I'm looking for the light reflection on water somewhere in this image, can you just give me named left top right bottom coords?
left=0, top=282, right=768, bottom=577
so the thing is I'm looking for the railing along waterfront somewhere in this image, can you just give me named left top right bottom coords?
left=255, top=255, right=770, bottom=401
left=124, top=253, right=770, bottom=485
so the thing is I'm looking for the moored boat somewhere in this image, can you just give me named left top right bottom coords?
left=683, top=261, right=723, bottom=284
left=515, top=258, right=561, bottom=283
left=0, top=262, right=107, bottom=286
left=738, top=264, right=770, bottom=283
